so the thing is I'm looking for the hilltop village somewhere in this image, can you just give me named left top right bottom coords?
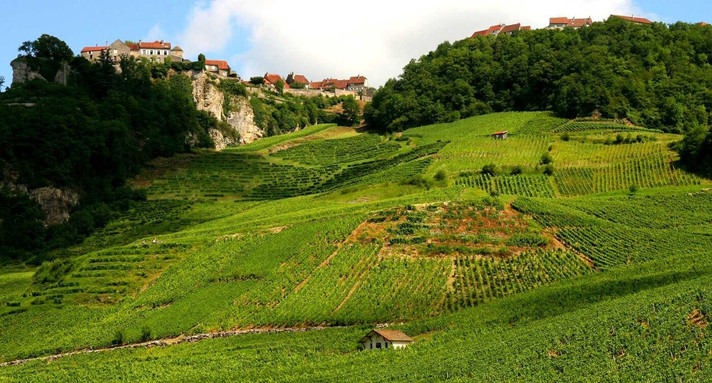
left=470, top=14, right=654, bottom=37
left=78, top=39, right=372, bottom=100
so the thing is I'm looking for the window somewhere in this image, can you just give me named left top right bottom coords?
left=376, top=343, right=382, bottom=349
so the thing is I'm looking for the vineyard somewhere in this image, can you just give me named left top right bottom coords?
left=1, top=112, right=711, bottom=381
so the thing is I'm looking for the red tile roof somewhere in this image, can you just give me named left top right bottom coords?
left=309, top=81, right=323, bottom=89
left=264, top=73, right=283, bottom=85
left=127, top=43, right=139, bottom=51
left=611, top=15, right=653, bottom=24
left=472, top=24, right=503, bottom=37
left=359, top=330, right=413, bottom=343
left=550, top=17, right=571, bottom=25
left=81, top=46, right=108, bottom=53
left=348, top=76, right=367, bottom=85
left=292, top=74, right=309, bottom=84
left=549, top=17, right=593, bottom=28
left=205, top=60, right=230, bottom=70
left=700, top=22, right=709, bottom=26
left=322, top=78, right=349, bottom=89
left=493, top=131, right=508, bottom=136
left=500, top=23, right=524, bottom=34
left=139, top=40, right=171, bottom=49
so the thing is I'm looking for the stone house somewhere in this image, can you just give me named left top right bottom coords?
left=492, top=130, right=508, bottom=140
left=205, top=60, right=232, bottom=77
left=264, top=73, right=289, bottom=88
left=80, top=45, right=108, bottom=62
left=359, top=329, right=414, bottom=350
left=286, top=73, right=310, bottom=88
left=346, top=76, right=368, bottom=92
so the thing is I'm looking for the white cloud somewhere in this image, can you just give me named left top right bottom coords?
left=179, top=0, right=644, bottom=87
left=144, top=25, right=167, bottom=42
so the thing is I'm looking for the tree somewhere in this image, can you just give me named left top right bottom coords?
left=198, top=53, right=206, bottom=62
left=18, top=34, right=73, bottom=62
left=275, top=79, right=285, bottom=94
left=338, top=96, right=361, bottom=126
left=250, top=76, right=265, bottom=86
left=0, top=76, right=4, bottom=90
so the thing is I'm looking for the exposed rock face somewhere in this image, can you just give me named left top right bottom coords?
left=11, top=59, right=45, bottom=85
left=191, top=71, right=263, bottom=149
left=29, top=187, right=80, bottom=226
left=227, top=97, right=264, bottom=145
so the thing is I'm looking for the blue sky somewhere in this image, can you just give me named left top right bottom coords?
left=1, top=0, right=711, bottom=89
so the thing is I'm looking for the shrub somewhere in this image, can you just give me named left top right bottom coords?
left=510, top=166, right=524, bottom=175
left=434, top=170, right=448, bottom=181
left=543, top=164, right=555, bottom=176
left=540, top=153, right=553, bottom=165
left=482, top=164, right=497, bottom=176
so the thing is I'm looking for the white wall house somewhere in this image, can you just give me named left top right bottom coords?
left=359, top=329, right=414, bottom=350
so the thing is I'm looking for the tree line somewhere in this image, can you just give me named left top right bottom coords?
left=365, top=19, right=712, bottom=135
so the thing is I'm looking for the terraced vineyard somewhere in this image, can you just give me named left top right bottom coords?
left=3, top=113, right=712, bottom=381
left=553, top=120, right=659, bottom=133
left=456, top=174, right=556, bottom=197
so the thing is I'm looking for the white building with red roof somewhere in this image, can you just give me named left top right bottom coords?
left=547, top=17, right=594, bottom=29
left=205, top=60, right=233, bottom=77
left=359, top=329, right=414, bottom=350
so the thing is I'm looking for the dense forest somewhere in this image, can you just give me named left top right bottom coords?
left=365, top=19, right=712, bottom=134
left=0, top=35, right=220, bottom=261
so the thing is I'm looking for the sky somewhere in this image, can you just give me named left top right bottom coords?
left=1, top=0, right=711, bottom=90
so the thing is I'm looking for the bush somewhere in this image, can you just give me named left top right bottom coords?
left=482, top=164, right=497, bottom=176
left=434, top=170, right=448, bottom=181
left=510, top=166, right=523, bottom=175
left=540, top=153, right=553, bottom=165
left=561, top=132, right=570, bottom=142
left=543, top=164, right=555, bottom=176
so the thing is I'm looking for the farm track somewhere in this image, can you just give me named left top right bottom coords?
left=0, top=326, right=343, bottom=368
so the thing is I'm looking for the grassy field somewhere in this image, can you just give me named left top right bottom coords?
left=1, top=112, right=711, bottom=381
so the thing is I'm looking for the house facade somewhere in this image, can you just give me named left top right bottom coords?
left=135, top=40, right=172, bottom=63
left=205, top=60, right=232, bottom=77
left=80, top=46, right=108, bottom=61
left=359, top=330, right=413, bottom=350
left=346, top=76, right=368, bottom=92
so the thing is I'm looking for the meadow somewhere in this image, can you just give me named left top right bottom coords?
left=1, top=112, right=710, bottom=381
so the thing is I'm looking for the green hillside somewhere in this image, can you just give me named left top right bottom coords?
left=1, top=112, right=711, bottom=381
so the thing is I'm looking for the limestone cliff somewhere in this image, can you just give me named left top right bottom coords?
left=11, top=59, right=46, bottom=85
left=191, top=72, right=263, bottom=150
left=30, top=187, right=80, bottom=226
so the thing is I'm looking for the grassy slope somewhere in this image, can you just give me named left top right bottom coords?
left=1, top=113, right=711, bottom=381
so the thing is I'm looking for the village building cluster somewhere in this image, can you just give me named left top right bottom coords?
left=262, top=72, right=370, bottom=93
left=471, top=14, right=653, bottom=37
left=80, top=39, right=237, bottom=78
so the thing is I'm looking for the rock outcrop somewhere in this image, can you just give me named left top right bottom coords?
left=227, top=97, right=264, bottom=145
left=10, top=58, right=45, bottom=85
left=191, top=71, right=263, bottom=150
left=29, top=187, right=80, bottom=226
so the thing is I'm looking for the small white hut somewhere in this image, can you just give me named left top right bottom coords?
left=359, top=329, right=414, bottom=350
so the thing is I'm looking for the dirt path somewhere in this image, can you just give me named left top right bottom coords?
left=0, top=326, right=339, bottom=367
